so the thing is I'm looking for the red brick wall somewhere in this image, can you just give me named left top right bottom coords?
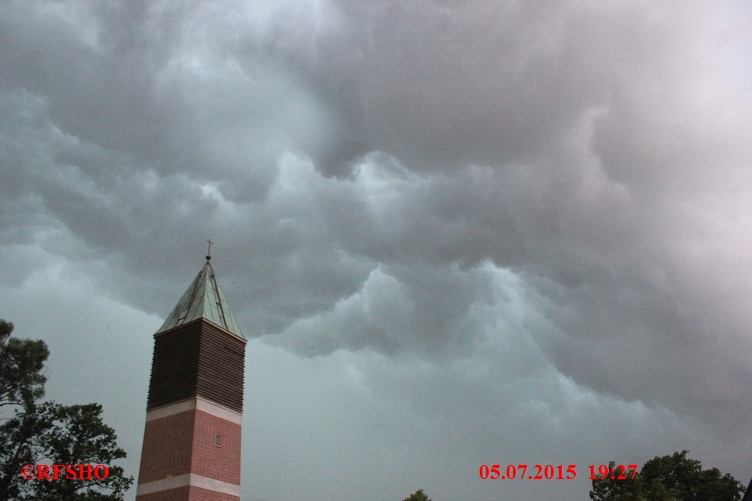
left=138, top=410, right=196, bottom=484
left=191, top=409, right=242, bottom=485
left=136, top=406, right=241, bottom=500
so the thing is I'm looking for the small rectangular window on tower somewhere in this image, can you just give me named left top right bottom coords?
left=215, top=434, right=222, bottom=447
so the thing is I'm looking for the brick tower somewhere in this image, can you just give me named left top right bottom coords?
left=136, top=251, right=246, bottom=500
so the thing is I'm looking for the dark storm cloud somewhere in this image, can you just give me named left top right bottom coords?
left=244, top=0, right=752, bottom=443
left=2, top=1, right=752, bottom=498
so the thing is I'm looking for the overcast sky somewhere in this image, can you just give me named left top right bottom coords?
left=2, top=1, right=752, bottom=500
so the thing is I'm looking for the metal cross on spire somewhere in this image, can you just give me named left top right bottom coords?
left=206, top=239, right=213, bottom=261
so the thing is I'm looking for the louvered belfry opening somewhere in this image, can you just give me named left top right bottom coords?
left=147, top=318, right=245, bottom=413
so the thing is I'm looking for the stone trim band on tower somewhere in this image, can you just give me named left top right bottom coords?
left=136, top=473, right=241, bottom=497
left=146, top=396, right=242, bottom=425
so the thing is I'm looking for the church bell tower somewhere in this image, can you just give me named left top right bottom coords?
left=136, top=250, right=246, bottom=500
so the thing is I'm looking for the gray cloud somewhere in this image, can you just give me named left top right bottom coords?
left=2, top=0, right=752, bottom=499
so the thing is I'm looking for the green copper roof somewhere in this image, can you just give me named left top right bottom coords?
left=156, top=259, right=245, bottom=339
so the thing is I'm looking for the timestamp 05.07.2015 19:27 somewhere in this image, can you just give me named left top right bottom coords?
left=479, top=464, right=638, bottom=481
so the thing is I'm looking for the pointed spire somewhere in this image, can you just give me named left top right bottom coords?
left=156, top=250, right=245, bottom=339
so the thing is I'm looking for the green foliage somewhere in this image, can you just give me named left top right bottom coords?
left=588, top=461, right=645, bottom=501
left=402, top=488, right=432, bottom=501
left=590, top=451, right=745, bottom=501
left=0, top=320, right=48, bottom=408
left=0, top=319, right=133, bottom=500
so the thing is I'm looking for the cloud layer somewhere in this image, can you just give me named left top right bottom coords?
left=2, top=1, right=752, bottom=499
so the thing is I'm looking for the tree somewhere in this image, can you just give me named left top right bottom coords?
left=590, top=451, right=745, bottom=501
left=588, top=461, right=644, bottom=501
left=402, top=488, right=432, bottom=501
left=0, top=320, right=47, bottom=408
left=0, top=319, right=133, bottom=500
